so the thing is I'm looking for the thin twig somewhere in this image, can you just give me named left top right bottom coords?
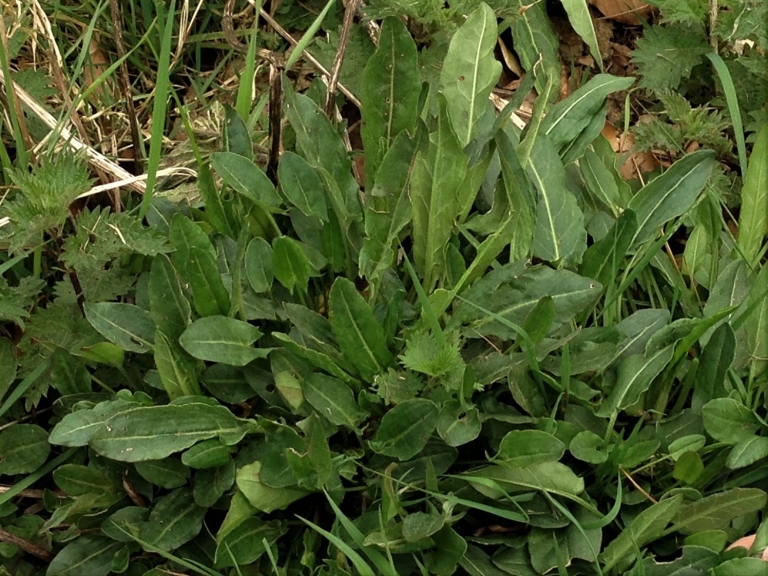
left=324, top=0, right=357, bottom=116
left=620, top=467, right=657, bottom=504
left=0, top=528, right=54, bottom=562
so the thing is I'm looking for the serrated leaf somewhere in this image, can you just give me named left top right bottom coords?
left=84, top=302, right=155, bottom=354
left=179, top=316, right=264, bottom=366
left=329, top=277, right=393, bottom=382
left=632, top=25, right=709, bottom=91
left=439, top=2, right=501, bottom=147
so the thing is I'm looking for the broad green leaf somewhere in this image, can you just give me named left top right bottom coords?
left=224, top=104, right=252, bottom=158
left=49, top=348, right=90, bottom=396
left=135, top=457, right=190, bottom=489
left=182, top=438, right=231, bottom=469
left=84, top=302, right=155, bottom=354
left=273, top=333, right=358, bottom=387
left=53, top=464, right=118, bottom=497
left=169, top=214, right=231, bottom=317
left=329, top=277, right=393, bottom=382
left=581, top=146, right=624, bottom=215
left=439, top=3, right=501, bottom=147
left=47, top=535, right=122, bottom=576
left=436, top=400, right=482, bottom=447
left=194, top=460, right=235, bottom=507
left=201, top=363, right=254, bottom=403
left=214, top=517, right=284, bottom=568
left=526, top=134, right=587, bottom=263
left=580, top=210, right=637, bottom=286
left=303, top=372, right=367, bottom=429
left=89, top=402, right=247, bottom=462
left=49, top=399, right=143, bottom=447
left=521, top=296, right=556, bottom=345
left=139, top=488, right=207, bottom=551
left=692, top=323, right=735, bottom=412
left=272, top=235, right=312, bottom=295
left=411, top=98, right=468, bottom=291
left=727, top=436, right=768, bottom=469
left=509, top=0, right=560, bottom=96
left=0, top=424, right=49, bottom=475
left=466, top=462, right=585, bottom=498
left=244, top=237, right=274, bottom=293
left=744, top=265, right=768, bottom=383
left=597, top=345, right=674, bottom=417
left=702, top=398, right=759, bottom=444
left=179, top=316, right=264, bottom=366
left=278, top=151, right=328, bottom=221
left=601, top=495, right=683, bottom=571
left=210, top=151, right=282, bottom=208
left=236, top=461, right=309, bottom=513
left=560, top=0, right=602, bottom=70
left=196, top=160, right=232, bottom=236
left=360, top=16, right=420, bottom=184
left=711, top=557, right=768, bottom=575
left=270, top=350, right=307, bottom=411
left=154, top=331, right=200, bottom=399
left=738, top=125, right=768, bottom=266
left=148, top=254, right=191, bottom=342
left=543, top=75, right=634, bottom=152
left=495, top=429, right=565, bottom=467
left=642, top=546, right=719, bottom=575
left=370, top=398, right=439, bottom=460
left=671, top=488, right=767, bottom=534
left=628, top=150, right=717, bottom=246
left=570, top=430, right=609, bottom=464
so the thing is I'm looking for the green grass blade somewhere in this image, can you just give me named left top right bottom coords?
left=235, top=1, right=262, bottom=119
left=297, top=516, right=376, bottom=576
left=0, top=358, right=50, bottom=420
left=707, top=52, right=748, bottom=175
left=284, top=0, right=336, bottom=70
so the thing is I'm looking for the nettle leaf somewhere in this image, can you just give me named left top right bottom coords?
left=494, top=430, right=566, bottom=467
left=88, top=402, right=248, bottom=462
left=411, top=97, right=468, bottom=291
left=329, top=277, right=393, bottom=382
left=84, top=302, right=155, bottom=354
left=399, top=331, right=462, bottom=378
left=278, top=151, right=328, bottom=221
left=0, top=424, right=50, bottom=475
left=439, top=2, right=501, bottom=148
left=628, top=150, right=716, bottom=246
left=179, top=316, right=264, bottom=366
left=210, top=151, right=282, bottom=208
left=360, top=16, right=420, bottom=184
left=370, top=399, right=440, bottom=460
left=632, top=24, right=710, bottom=91
left=169, top=214, right=231, bottom=317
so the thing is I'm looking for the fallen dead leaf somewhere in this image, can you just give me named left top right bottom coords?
left=727, top=534, right=768, bottom=561
left=601, top=123, right=660, bottom=179
left=588, top=0, right=654, bottom=25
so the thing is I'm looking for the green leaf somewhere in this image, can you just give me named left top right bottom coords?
left=272, top=235, right=312, bottom=295
left=182, top=438, right=231, bottom=469
left=737, top=117, right=768, bottom=266
left=560, top=0, right=603, bottom=71
left=154, top=331, right=200, bottom=399
left=727, top=436, right=768, bottom=469
left=744, top=264, right=768, bottom=384
left=0, top=424, right=49, bottom=474
left=135, top=457, right=190, bottom=489
left=581, top=145, right=625, bottom=214
left=466, top=462, right=585, bottom=498
left=436, top=400, right=482, bottom=447
left=628, top=150, right=716, bottom=246
left=210, top=151, right=282, bottom=208
left=236, top=461, right=309, bottom=513
left=84, top=302, right=155, bottom=354
left=521, top=296, right=556, bottom=345
left=360, top=16, right=420, bottom=184
left=197, top=159, right=233, bottom=236
left=597, top=345, right=674, bottom=417
left=169, top=214, right=231, bottom=317
left=580, top=210, right=637, bottom=286
left=509, top=0, right=560, bottom=95
left=53, top=464, right=117, bottom=497
left=47, top=535, right=122, bottom=576
left=148, top=254, right=191, bottom=342
left=543, top=75, right=634, bottom=152
left=702, top=398, right=759, bottom=444
left=369, top=398, right=439, bottom=460
left=570, top=430, right=609, bottom=464
left=692, top=323, right=735, bottom=412
left=278, top=151, right=328, bottom=221
left=671, top=488, right=768, bottom=534
left=139, top=488, right=207, bottom=551
left=244, top=237, right=274, bottom=294
left=89, top=402, right=247, bottom=462
left=303, top=372, right=367, bottom=429
left=439, top=3, right=501, bottom=147
left=632, top=25, right=709, bottom=91
left=48, top=399, right=143, bottom=447
left=495, top=430, right=566, bottom=467
left=411, top=97, right=468, bottom=291
left=526, top=134, right=587, bottom=263
left=0, top=339, right=16, bottom=402
left=194, top=460, right=235, bottom=507
left=601, top=495, right=683, bottom=571
left=214, top=517, right=284, bottom=568
left=329, top=277, right=393, bottom=382
left=179, top=316, right=264, bottom=366
left=400, top=331, right=462, bottom=378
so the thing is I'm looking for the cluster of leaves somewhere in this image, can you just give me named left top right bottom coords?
left=1, top=2, right=768, bottom=576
